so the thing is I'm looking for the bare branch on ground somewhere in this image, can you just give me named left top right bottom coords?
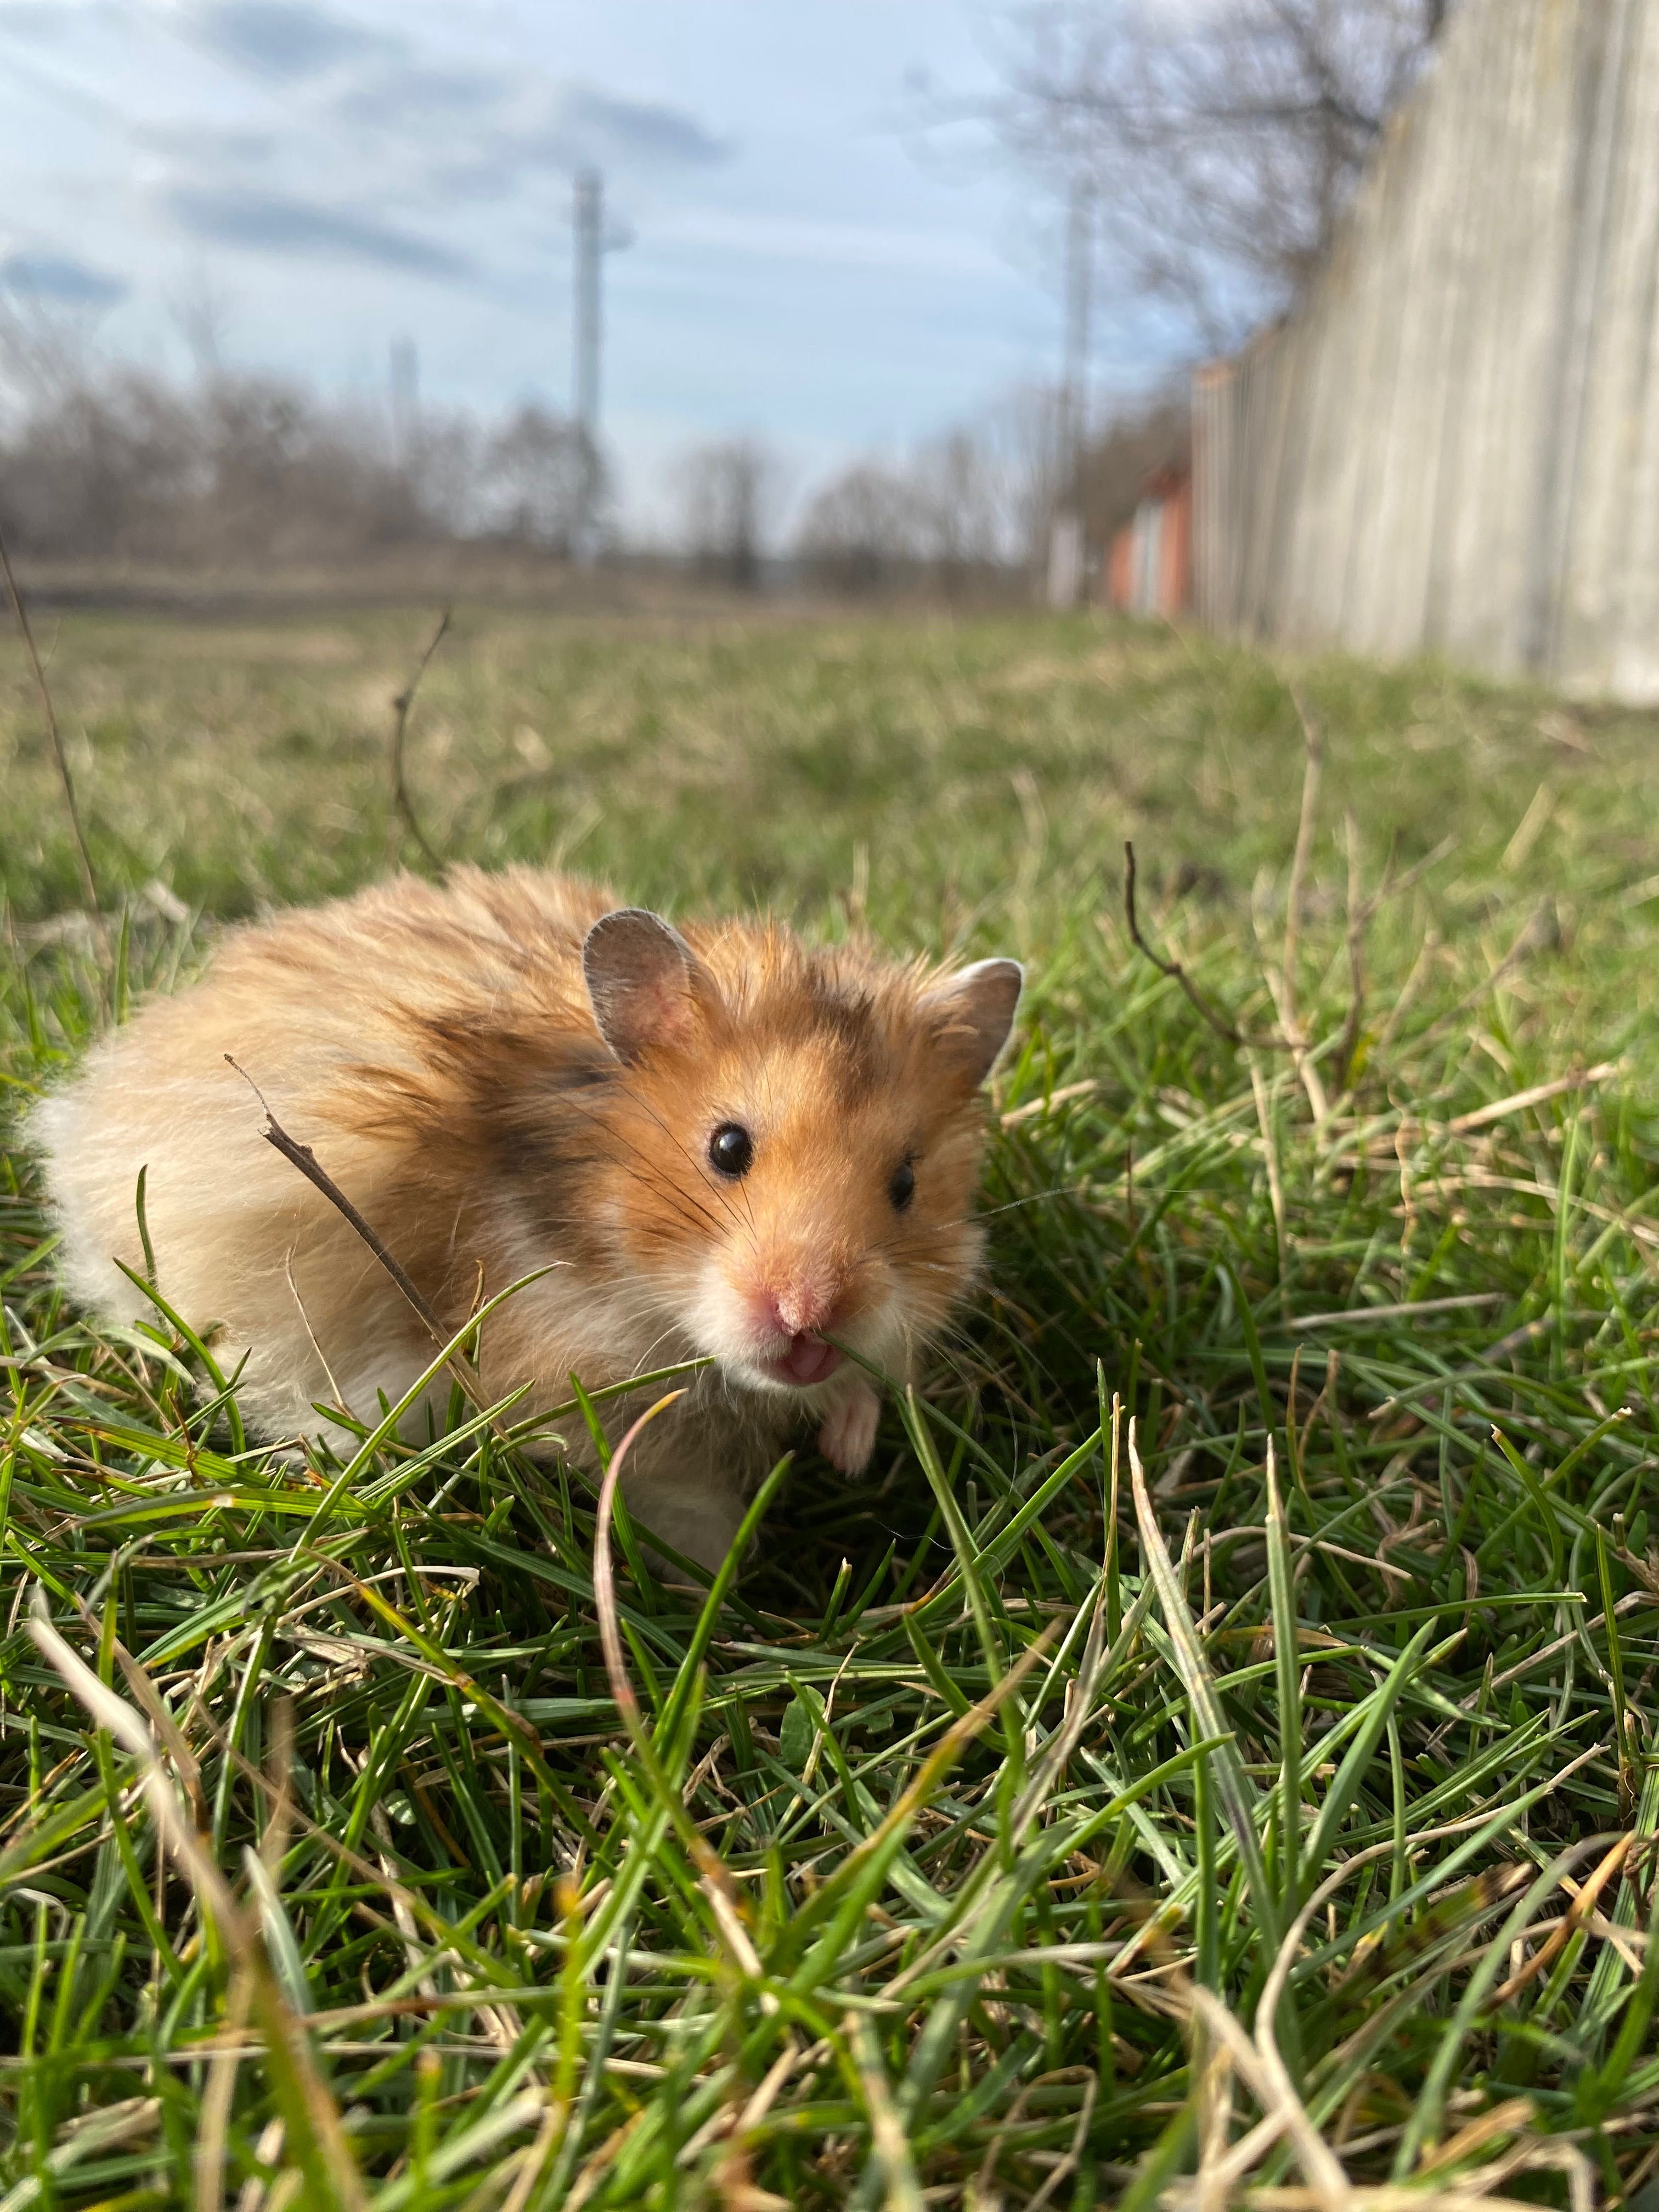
left=390, top=606, right=451, bottom=873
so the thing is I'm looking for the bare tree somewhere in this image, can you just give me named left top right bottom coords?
left=910, top=428, right=1007, bottom=595
left=956, top=1, right=1454, bottom=352
left=0, top=330, right=505, bottom=568
left=795, top=462, right=927, bottom=594
left=678, top=437, right=781, bottom=589
left=0, top=285, right=99, bottom=411
left=974, top=385, right=1071, bottom=573
left=484, top=403, right=606, bottom=555
left=794, top=390, right=1090, bottom=598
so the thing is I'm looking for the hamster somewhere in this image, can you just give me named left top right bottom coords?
left=30, top=868, right=1022, bottom=1573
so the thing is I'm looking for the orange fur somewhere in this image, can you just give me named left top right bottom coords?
left=30, top=867, right=1021, bottom=1570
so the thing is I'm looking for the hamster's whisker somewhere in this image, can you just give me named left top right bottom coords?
left=567, top=1107, right=741, bottom=1248
left=624, top=1092, right=760, bottom=1256
left=962, top=1187, right=1081, bottom=1222
left=557, top=1111, right=734, bottom=1244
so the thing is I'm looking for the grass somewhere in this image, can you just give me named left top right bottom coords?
left=5, top=603, right=1659, bottom=2206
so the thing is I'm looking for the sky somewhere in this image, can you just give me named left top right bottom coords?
left=0, top=0, right=1178, bottom=530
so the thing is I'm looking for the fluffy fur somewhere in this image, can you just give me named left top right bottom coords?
left=30, top=867, right=1022, bottom=1570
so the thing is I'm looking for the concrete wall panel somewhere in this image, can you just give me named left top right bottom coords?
left=1193, top=0, right=1659, bottom=701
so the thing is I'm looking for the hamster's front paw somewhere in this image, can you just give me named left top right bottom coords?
left=819, top=1378, right=881, bottom=1475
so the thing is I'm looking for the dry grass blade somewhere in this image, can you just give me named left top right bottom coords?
left=195, top=1968, right=253, bottom=2212
left=1185, top=1984, right=1348, bottom=2208
left=847, top=2012, right=925, bottom=2212
left=1127, top=1415, right=1279, bottom=1948
left=590, top=1389, right=689, bottom=1737
left=26, top=1592, right=367, bottom=2211
left=1486, top=1830, right=1634, bottom=2007
left=0, top=512, right=101, bottom=921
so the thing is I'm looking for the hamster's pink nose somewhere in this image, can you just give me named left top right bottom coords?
left=771, top=1282, right=839, bottom=1338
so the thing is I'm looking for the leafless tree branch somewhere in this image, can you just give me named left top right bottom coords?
left=934, top=1, right=1454, bottom=353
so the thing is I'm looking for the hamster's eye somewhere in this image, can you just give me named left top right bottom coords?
left=889, top=1160, right=916, bottom=1212
left=708, top=1122, right=754, bottom=1179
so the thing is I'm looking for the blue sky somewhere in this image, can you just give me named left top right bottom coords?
left=0, top=1, right=1173, bottom=527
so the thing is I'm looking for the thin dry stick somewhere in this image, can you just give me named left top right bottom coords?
left=1331, top=830, right=1459, bottom=1097
left=226, top=1057, right=447, bottom=1344
left=389, top=606, right=451, bottom=873
left=1414, top=901, right=1554, bottom=1048
left=0, top=512, right=101, bottom=918
left=1444, top=1063, right=1617, bottom=1137
left=1122, top=840, right=1288, bottom=1052
left=222, top=1058, right=545, bottom=1468
left=1279, top=686, right=1325, bottom=1036
left=1336, top=809, right=1368, bottom=1092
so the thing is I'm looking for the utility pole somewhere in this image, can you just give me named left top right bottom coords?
left=571, top=168, right=631, bottom=562
left=1047, top=170, right=1093, bottom=610
left=573, top=168, right=602, bottom=443
left=1063, top=170, right=1093, bottom=498
left=388, top=334, right=419, bottom=463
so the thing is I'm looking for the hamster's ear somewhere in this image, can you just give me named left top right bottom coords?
left=921, top=958, right=1024, bottom=1087
left=583, top=909, right=714, bottom=1064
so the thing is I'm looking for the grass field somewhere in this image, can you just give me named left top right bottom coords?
left=6, top=603, right=1659, bottom=2209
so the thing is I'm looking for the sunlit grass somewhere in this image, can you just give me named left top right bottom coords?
left=4, top=606, right=1659, bottom=2205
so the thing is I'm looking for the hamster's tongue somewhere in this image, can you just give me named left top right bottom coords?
left=782, top=1334, right=842, bottom=1386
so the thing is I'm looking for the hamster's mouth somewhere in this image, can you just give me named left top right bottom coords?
left=758, top=1334, right=844, bottom=1389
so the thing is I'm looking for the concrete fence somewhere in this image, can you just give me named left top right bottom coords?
left=1193, top=0, right=1659, bottom=703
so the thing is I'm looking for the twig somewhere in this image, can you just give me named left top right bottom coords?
left=1415, top=901, right=1554, bottom=1048
left=1336, top=810, right=1367, bottom=1090
left=389, top=606, right=450, bottom=873
left=224, top=1057, right=449, bottom=1347
left=1279, top=686, right=1324, bottom=1035
left=221, top=1054, right=522, bottom=1456
left=1122, top=842, right=1287, bottom=1051
left=0, top=512, right=101, bottom=918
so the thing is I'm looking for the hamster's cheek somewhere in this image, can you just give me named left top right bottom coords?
left=848, top=1292, right=909, bottom=1372
left=679, top=1250, right=754, bottom=1370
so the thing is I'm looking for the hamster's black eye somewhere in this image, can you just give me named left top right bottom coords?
left=889, top=1160, right=916, bottom=1212
left=709, top=1123, right=754, bottom=1179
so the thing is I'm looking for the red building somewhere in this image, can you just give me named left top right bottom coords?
left=1104, top=466, right=1192, bottom=619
